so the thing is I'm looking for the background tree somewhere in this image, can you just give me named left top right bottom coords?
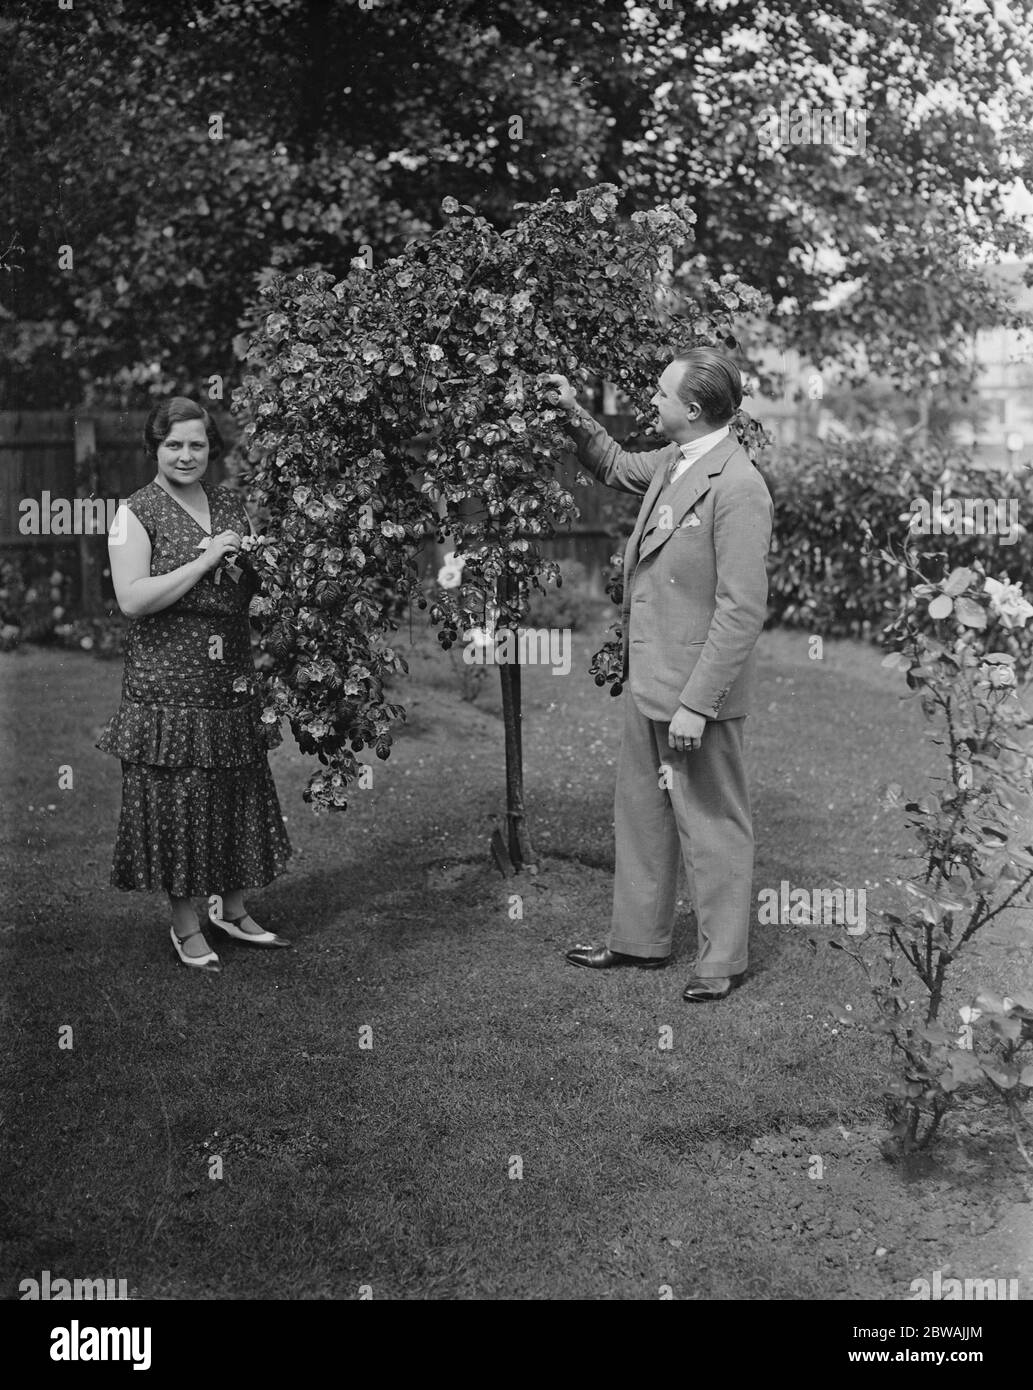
left=3, top=0, right=1030, bottom=407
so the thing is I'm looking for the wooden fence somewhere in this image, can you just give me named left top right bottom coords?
left=0, top=411, right=230, bottom=613
left=0, top=402, right=811, bottom=610
left=0, top=409, right=640, bottom=606
left=0, top=410, right=231, bottom=540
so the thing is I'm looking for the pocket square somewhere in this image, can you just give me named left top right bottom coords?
left=678, top=513, right=702, bottom=529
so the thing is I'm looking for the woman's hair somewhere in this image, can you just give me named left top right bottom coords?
left=143, top=397, right=225, bottom=461
left=673, top=347, right=743, bottom=426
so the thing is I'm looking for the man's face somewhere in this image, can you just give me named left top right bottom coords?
left=650, top=361, right=694, bottom=437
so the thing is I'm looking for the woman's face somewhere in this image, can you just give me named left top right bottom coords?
left=155, top=419, right=210, bottom=488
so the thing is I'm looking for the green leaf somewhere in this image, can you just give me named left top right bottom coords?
left=942, top=567, right=975, bottom=596
left=980, top=1060, right=1018, bottom=1089
left=953, top=596, right=987, bottom=629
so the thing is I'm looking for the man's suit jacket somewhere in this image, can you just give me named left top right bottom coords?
left=567, top=406, right=773, bottom=723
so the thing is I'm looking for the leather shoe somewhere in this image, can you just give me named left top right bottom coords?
left=566, top=944, right=668, bottom=970
left=681, top=974, right=742, bottom=1002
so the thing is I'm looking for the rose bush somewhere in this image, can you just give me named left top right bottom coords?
left=818, top=531, right=1033, bottom=1159
left=233, top=184, right=767, bottom=813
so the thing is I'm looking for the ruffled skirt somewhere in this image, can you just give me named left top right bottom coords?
left=98, top=696, right=291, bottom=896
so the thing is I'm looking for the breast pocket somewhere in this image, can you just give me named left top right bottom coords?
left=670, top=517, right=710, bottom=543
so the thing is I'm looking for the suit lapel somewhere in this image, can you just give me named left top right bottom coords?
left=624, top=445, right=678, bottom=578
left=636, top=434, right=740, bottom=564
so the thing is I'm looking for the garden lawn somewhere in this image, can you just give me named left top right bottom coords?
left=2, top=621, right=1030, bottom=1300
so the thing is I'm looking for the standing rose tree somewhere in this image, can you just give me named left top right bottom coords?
left=233, top=184, right=766, bottom=865
left=820, top=530, right=1033, bottom=1160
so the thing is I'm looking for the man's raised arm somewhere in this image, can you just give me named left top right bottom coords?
left=543, top=373, right=668, bottom=496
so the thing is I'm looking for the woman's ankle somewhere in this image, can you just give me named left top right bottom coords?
left=170, top=899, right=199, bottom=936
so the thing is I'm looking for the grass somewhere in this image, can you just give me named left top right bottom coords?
left=1, top=618, right=1025, bottom=1299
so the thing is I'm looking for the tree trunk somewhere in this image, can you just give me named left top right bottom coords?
left=497, top=570, right=537, bottom=871
left=299, top=0, right=333, bottom=159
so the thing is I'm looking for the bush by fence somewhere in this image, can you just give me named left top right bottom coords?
left=762, top=438, right=1033, bottom=640
left=5, top=415, right=1033, bottom=664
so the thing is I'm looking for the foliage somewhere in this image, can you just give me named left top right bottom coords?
left=0, top=552, right=75, bottom=651
left=3, top=0, right=1031, bottom=407
left=816, top=546, right=1033, bottom=1159
left=523, top=559, right=604, bottom=634
left=52, top=615, right=127, bottom=660
left=763, top=440, right=1033, bottom=651
left=0, top=545, right=127, bottom=656
left=820, top=375, right=995, bottom=446
left=234, top=184, right=764, bottom=807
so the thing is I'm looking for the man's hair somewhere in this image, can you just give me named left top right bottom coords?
left=143, top=396, right=225, bottom=461
left=673, top=348, right=742, bottom=425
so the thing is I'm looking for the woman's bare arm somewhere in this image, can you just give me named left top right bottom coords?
left=108, top=505, right=238, bottom=617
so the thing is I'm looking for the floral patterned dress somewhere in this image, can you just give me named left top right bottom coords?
left=97, top=480, right=291, bottom=896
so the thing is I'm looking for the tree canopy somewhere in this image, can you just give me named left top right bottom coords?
left=235, top=183, right=762, bottom=808
left=3, top=0, right=1031, bottom=407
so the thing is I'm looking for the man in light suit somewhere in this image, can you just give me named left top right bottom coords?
left=545, top=349, right=773, bottom=1001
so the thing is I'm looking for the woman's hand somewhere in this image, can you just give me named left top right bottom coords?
left=200, top=530, right=243, bottom=573
left=110, top=510, right=244, bottom=618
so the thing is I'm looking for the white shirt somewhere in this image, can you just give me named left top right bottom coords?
left=668, top=424, right=730, bottom=484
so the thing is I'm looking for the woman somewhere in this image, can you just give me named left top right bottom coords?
left=98, top=397, right=291, bottom=972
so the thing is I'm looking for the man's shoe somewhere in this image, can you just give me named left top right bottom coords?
left=681, top=974, right=742, bottom=1002
left=566, top=945, right=668, bottom=970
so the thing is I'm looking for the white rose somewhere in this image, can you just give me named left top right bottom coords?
left=983, top=576, right=1033, bottom=629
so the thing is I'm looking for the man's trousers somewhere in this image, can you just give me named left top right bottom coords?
left=606, top=695, right=754, bottom=977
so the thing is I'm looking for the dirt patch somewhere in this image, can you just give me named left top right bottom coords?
left=649, top=1117, right=1033, bottom=1299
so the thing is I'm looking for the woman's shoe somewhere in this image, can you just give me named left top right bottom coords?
left=208, top=910, right=291, bottom=948
left=170, top=924, right=221, bottom=973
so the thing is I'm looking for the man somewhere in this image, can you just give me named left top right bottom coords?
left=544, top=348, right=773, bottom=1002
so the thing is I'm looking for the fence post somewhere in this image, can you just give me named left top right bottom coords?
left=74, top=416, right=104, bottom=617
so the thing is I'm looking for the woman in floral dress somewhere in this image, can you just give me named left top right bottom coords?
left=99, top=397, right=291, bottom=972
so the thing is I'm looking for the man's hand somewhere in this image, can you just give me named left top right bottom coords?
left=669, top=706, right=706, bottom=752
left=541, top=373, right=578, bottom=413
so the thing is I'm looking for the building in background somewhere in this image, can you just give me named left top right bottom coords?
left=741, top=261, right=1033, bottom=468
left=963, top=261, right=1033, bottom=471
